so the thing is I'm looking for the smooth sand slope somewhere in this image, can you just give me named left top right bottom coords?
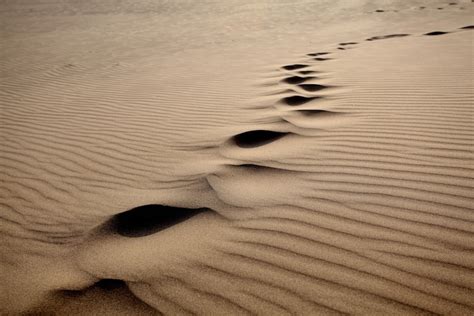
left=1, top=0, right=473, bottom=314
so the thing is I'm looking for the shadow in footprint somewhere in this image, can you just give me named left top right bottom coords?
left=60, top=279, right=128, bottom=299
left=232, top=130, right=289, bottom=148
left=375, top=9, right=384, bottom=12
left=238, top=163, right=266, bottom=169
left=339, top=42, right=358, bottom=46
left=313, top=57, right=332, bottom=61
left=460, top=25, right=474, bottom=29
left=424, top=31, right=449, bottom=36
left=298, top=70, right=317, bottom=75
left=282, top=64, right=308, bottom=70
left=110, top=204, right=208, bottom=237
left=236, top=164, right=286, bottom=172
left=95, top=279, right=126, bottom=290
left=281, top=76, right=313, bottom=84
left=298, top=109, right=334, bottom=116
left=366, top=34, right=410, bottom=41
left=282, top=95, right=320, bottom=106
left=298, top=84, right=329, bottom=92
left=307, top=52, right=330, bottom=57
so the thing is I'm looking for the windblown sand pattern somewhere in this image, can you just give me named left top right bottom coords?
left=1, top=0, right=473, bottom=314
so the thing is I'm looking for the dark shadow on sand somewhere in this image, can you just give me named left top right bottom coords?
left=282, top=95, right=320, bottom=106
left=281, top=76, right=313, bottom=84
left=424, top=31, right=449, bottom=36
left=298, top=84, right=329, bottom=92
left=282, top=64, right=308, bottom=70
left=110, top=205, right=208, bottom=237
left=232, top=130, right=289, bottom=148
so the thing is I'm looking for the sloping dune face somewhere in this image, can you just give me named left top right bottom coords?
left=1, top=0, right=473, bottom=314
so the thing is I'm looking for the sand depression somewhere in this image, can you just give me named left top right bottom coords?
left=1, top=0, right=473, bottom=314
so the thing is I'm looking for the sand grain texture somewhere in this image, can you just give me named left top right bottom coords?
left=1, top=0, right=473, bottom=314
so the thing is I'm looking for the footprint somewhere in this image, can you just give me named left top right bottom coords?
left=375, top=9, right=385, bottom=13
left=95, top=279, right=126, bottom=290
left=313, top=57, right=332, bottom=61
left=339, top=42, right=358, bottom=46
left=424, top=31, right=449, bottom=36
left=307, top=52, right=330, bottom=57
left=366, top=34, right=410, bottom=41
left=297, top=84, right=329, bottom=92
left=281, top=76, right=313, bottom=84
left=298, top=70, right=317, bottom=75
left=460, top=25, right=474, bottom=29
left=232, top=130, right=289, bottom=148
left=109, top=204, right=208, bottom=237
left=282, top=64, right=308, bottom=70
left=207, top=164, right=303, bottom=207
left=285, top=110, right=354, bottom=129
left=61, top=279, right=127, bottom=298
left=297, top=110, right=336, bottom=117
left=281, top=95, right=320, bottom=106
left=449, top=2, right=458, bottom=5
left=236, top=163, right=267, bottom=170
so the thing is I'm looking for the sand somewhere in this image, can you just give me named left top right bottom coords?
left=1, top=0, right=473, bottom=314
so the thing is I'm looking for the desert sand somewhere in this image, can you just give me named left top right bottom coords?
left=1, top=0, right=473, bottom=314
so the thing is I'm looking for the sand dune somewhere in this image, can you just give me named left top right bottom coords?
left=1, top=0, right=473, bottom=314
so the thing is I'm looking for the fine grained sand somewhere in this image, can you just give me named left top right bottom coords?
left=1, top=0, right=473, bottom=314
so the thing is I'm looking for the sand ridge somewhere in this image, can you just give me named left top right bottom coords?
left=1, top=0, right=473, bottom=314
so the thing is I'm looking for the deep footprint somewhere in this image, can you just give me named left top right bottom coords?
left=313, top=57, right=332, bottom=61
left=460, top=25, right=474, bottom=29
left=232, top=130, right=289, bottom=148
left=281, top=76, right=313, bottom=84
left=60, top=279, right=128, bottom=298
left=298, top=70, right=317, bottom=75
left=298, top=84, right=329, bottom=92
left=307, top=52, right=330, bottom=57
left=298, top=109, right=334, bottom=116
left=282, top=95, right=320, bottom=106
left=236, top=164, right=283, bottom=172
left=339, top=42, right=358, bottom=46
left=424, top=31, right=449, bottom=36
left=282, top=64, right=308, bottom=70
left=95, top=279, right=126, bottom=290
left=110, top=204, right=208, bottom=237
left=366, top=34, right=410, bottom=41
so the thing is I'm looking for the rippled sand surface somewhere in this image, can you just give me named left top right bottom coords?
left=1, top=0, right=473, bottom=314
